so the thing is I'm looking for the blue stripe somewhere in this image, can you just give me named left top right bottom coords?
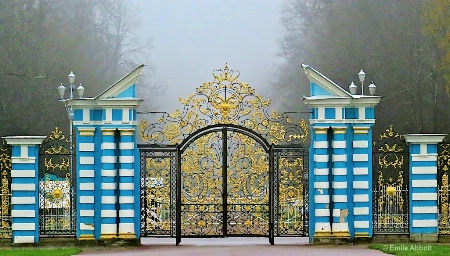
left=411, top=200, right=436, bottom=207
left=353, top=148, right=368, bottom=154
left=412, top=213, right=436, bottom=220
left=411, top=161, right=437, bottom=167
left=412, top=227, right=437, bottom=233
left=411, top=187, right=438, bottom=193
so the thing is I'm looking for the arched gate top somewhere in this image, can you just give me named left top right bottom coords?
left=139, top=64, right=309, bottom=147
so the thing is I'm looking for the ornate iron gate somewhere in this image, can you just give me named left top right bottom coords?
left=139, top=64, right=309, bottom=243
left=372, top=125, right=409, bottom=234
left=0, top=140, right=12, bottom=239
left=438, top=134, right=450, bottom=234
left=38, top=127, right=75, bottom=236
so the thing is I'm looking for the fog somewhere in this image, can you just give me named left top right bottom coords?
left=132, top=0, right=284, bottom=112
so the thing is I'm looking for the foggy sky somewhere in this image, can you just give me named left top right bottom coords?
left=132, top=0, right=285, bottom=112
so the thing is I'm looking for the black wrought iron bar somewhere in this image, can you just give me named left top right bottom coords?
left=327, top=128, right=334, bottom=227
left=176, top=145, right=182, bottom=245
left=222, top=128, right=228, bottom=237
left=269, top=145, right=274, bottom=245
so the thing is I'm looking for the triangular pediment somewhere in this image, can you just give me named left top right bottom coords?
left=95, top=64, right=144, bottom=99
left=302, top=64, right=352, bottom=98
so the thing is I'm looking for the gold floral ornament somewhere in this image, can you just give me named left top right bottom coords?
left=139, top=64, right=309, bottom=145
left=386, top=186, right=396, bottom=196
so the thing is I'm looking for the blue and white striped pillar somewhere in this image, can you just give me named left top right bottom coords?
left=76, top=127, right=96, bottom=240
left=3, top=136, right=45, bottom=244
left=118, top=128, right=137, bottom=239
left=312, top=126, right=332, bottom=237
left=352, top=126, right=372, bottom=238
left=331, top=126, right=349, bottom=237
left=100, top=128, right=118, bottom=239
left=404, top=134, right=444, bottom=242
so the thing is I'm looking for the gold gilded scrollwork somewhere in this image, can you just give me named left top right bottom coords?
left=0, top=143, right=12, bottom=238
left=438, top=142, right=450, bottom=234
left=139, top=64, right=308, bottom=146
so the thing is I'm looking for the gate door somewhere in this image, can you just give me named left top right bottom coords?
left=179, top=128, right=270, bottom=237
left=372, top=125, right=409, bottom=234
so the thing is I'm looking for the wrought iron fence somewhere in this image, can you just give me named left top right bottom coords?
left=0, top=140, right=12, bottom=239
left=38, top=127, right=75, bottom=236
left=372, top=125, right=409, bottom=234
left=438, top=134, right=450, bottom=234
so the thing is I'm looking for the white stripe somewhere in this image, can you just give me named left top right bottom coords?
left=314, top=168, right=329, bottom=176
left=101, top=210, right=117, bottom=218
left=332, top=223, right=349, bottom=231
left=122, top=108, right=130, bottom=122
left=420, top=144, right=427, bottom=155
left=14, top=236, right=34, bottom=243
left=411, top=154, right=437, bottom=162
left=332, top=209, right=343, bottom=217
left=354, top=220, right=369, bottom=228
left=11, top=184, right=35, bottom=191
left=119, top=196, right=135, bottom=204
left=314, top=141, right=328, bottom=149
left=118, top=223, right=135, bottom=234
left=412, top=180, right=437, bottom=187
left=314, top=155, right=329, bottom=163
left=412, top=219, right=437, bottom=228
left=11, top=157, right=35, bottom=164
left=83, top=108, right=90, bottom=123
left=11, top=210, right=35, bottom=218
left=358, top=107, right=366, bottom=120
left=354, top=207, right=369, bottom=215
left=332, top=168, right=347, bottom=176
left=332, top=154, right=347, bottom=162
left=119, top=183, right=134, bottom=190
left=412, top=193, right=437, bottom=201
left=79, top=143, right=95, bottom=152
left=119, top=169, right=134, bottom=176
left=102, top=183, right=117, bottom=190
left=80, top=183, right=95, bottom=191
left=80, top=223, right=95, bottom=231
left=354, top=194, right=369, bottom=202
left=102, top=156, right=117, bottom=164
left=80, top=156, right=94, bottom=165
left=413, top=206, right=438, bottom=214
left=11, top=170, right=35, bottom=178
left=20, top=145, right=28, bottom=158
left=315, top=209, right=330, bottom=217
left=102, top=142, right=116, bottom=150
left=105, top=108, right=112, bottom=122
left=412, top=166, right=436, bottom=174
left=119, top=156, right=134, bottom=163
left=102, top=196, right=117, bottom=204
left=119, top=142, right=135, bottom=150
left=314, top=182, right=329, bottom=189
left=333, top=195, right=347, bottom=203
left=353, top=181, right=369, bottom=189
left=79, top=170, right=94, bottom=178
left=119, top=210, right=135, bottom=218
left=336, top=107, right=343, bottom=120
left=101, top=224, right=117, bottom=234
left=80, top=210, right=95, bottom=217
left=315, top=222, right=331, bottom=232
left=353, top=154, right=368, bottom=162
left=353, top=167, right=368, bottom=175
left=332, top=141, right=346, bottom=149
left=12, top=223, right=35, bottom=230
left=332, top=181, right=347, bottom=189
left=315, top=195, right=330, bottom=203
left=11, top=197, right=34, bottom=204
left=79, top=196, right=95, bottom=204
left=353, top=140, right=368, bottom=148
left=102, top=169, right=117, bottom=177
left=317, top=107, right=325, bottom=120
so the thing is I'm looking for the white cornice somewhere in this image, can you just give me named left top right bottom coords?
left=96, top=64, right=144, bottom=99
left=303, top=96, right=381, bottom=107
left=67, top=98, right=143, bottom=109
left=404, top=134, right=446, bottom=144
left=2, top=136, right=46, bottom=145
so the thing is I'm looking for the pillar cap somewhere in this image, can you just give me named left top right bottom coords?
left=403, top=134, right=446, bottom=144
left=2, top=136, right=46, bottom=145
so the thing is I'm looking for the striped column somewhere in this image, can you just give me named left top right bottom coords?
left=352, top=126, right=371, bottom=238
left=100, top=128, right=118, bottom=239
left=3, top=136, right=45, bottom=244
left=312, top=126, right=331, bottom=236
left=331, top=126, right=349, bottom=237
left=77, top=128, right=96, bottom=240
left=118, top=128, right=137, bottom=239
left=404, top=134, right=444, bottom=242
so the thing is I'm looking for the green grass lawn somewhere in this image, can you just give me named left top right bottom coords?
left=369, top=244, right=450, bottom=256
left=0, top=248, right=82, bottom=256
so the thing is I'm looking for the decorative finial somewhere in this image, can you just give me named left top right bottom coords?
left=224, top=63, right=228, bottom=70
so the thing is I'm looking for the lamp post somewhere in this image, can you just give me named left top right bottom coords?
left=57, top=71, right=84, bottom=178
left=349, top=69, right=376, bottom=96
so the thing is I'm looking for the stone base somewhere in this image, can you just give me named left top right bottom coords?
left=313, top=236, right=352, bottom=245
left=410, top=233, right=438, bottom=243
left=438, top=234, right=450, bottom=243
left=371, top=234, right=410, bottom=243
